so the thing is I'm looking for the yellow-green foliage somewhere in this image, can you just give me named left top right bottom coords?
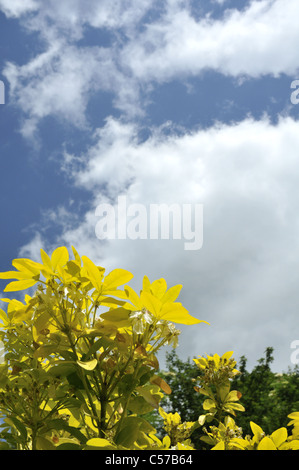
left=193, top=352, right=299, bottom=450
left=0, top=246, right=297, bottom=450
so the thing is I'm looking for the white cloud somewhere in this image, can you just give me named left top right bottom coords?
left=19, top=115, right=299, bottom=371
left=123, top=0, right=299, bottom=81
left=0, top=0, right=38, bottom=17
left=1, top=0, right=154, bottom=38
left=3, top=44, right=123, bottom=137
left=3, top=0, right=299, bottom=138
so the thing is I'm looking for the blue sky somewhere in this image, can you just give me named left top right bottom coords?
left=1, top=0, right=299, bottom=372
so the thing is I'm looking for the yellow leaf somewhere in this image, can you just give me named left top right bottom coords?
left=0, top=270, right=30, bottom=280
left=159, top=302, right=205, bottom=325
left=271, top=427, right=287, bottom=448
left=140, top=291, right=162, bottom=317
left=162, top=435, right=171, bottom=448
left=213, top=353, right=220, bottom=368
left=4, top=279, right=38, bottom=292
left=86, top=438, right=115, bottom=449
left=12, top=258, right=43, bottom=276
left=257, top=437, right=277, bottom=450
left=124, top=285, right=143, bottom=310
left=203, top=399, right=216, bottom=410
left=0, top=309, right=8, bottom=326
left=226, top=390, right=242, bottom=402
left=250, top=421, right=264, bottom=438
left=40, top=248, right=52, bottom=269
left=222, top=351, right=234, bottom=361
left=51, top=246, right=69, bottom=271
left=103, top=268, right=134, bottom=291
left=211, top=441, right=225, bottom=450
left=142, top=275, right=151, bottom=292
left=161, top=284, right=182, bottom=304
left=159, top=407, right=168, bottom=420
left=71, top=246, right=81, bottom=265
left=150, top=278, right=167, bottom=299
left=82, top=256, right=104, bottom=291
left=77, top=359, right=98, bottom=370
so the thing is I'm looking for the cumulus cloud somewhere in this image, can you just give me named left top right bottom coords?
left=18, top=115, right=299, bottom=371
left=123, top=0, right=299, bottom=81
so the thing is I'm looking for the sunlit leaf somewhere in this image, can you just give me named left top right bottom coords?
left=51, top=246, right=69, bottom=271
left=77, top=358, right=98, bottom=370
left=81, top=256, right=104, bottom=291
left=271, top=427, right=287, bottom=448
left=150, top=278, right=167, bottom=299
left=160, top=284, right=182, bottom=304
left=4, top=279, right=38, bottom=292
left=103, top=268, right=134, bottom=291
left=140, top=291, right=162, bottom=317
left=257, top=436, right=277, bottom=450
left=12, top=258, right=43, bottom=276
left=86, top=438, right=115, bottom=449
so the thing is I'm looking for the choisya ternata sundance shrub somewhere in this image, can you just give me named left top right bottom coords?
left=0, top=246, right=207, bottom=450
left=0, top=245, right=297, bottom=450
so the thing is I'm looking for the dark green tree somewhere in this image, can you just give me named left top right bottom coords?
left=157, top=350, right=205, bottom=448
left=232, top=347, right=299, bottom=436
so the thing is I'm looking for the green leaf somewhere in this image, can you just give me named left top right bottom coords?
left=33, top=344, right=60, bottom=358
left=128, top=396, right=156, bottom=415
left=36, top=436, right=56, bottom=450
left=56, top=443, right=82, bottom=450
left=115, top=422, right=139, bottom=448
left=219, top=383, right=230, bottom=402
left=84, top=338, right=105, bottom=360
left=43, top=419, right=87, bottom=444
left=47, top=363, right=77, bottom=377
left=100, top=307, right=131, bottom=327
left=135, top=385, right=162, bottom=409
left=5, top=417, right=27, bottom=441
